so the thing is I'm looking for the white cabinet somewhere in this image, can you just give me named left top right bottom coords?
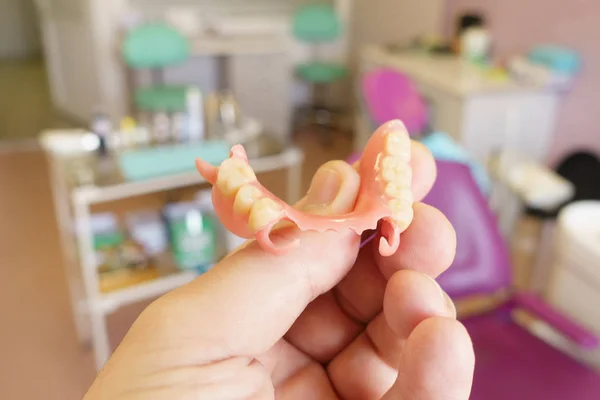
left=547, top=202, right=600, bottom=335
left=357, top=46, right=562, bottom=163
left=36, top=0, right=120, bottom=121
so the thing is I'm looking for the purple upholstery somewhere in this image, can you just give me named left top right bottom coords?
left=361, top=68, right=428, bottom=136
left=422, top=159, right=600, bottom=399
left=346, top=153, right=600, bottom=398
left=346, top=153, right=360, bottom=165
left=422, top=160, right=512, bottom=298
left=511, top=292, right=599, bottom=348
left=465, top=313, right=600, bottom=400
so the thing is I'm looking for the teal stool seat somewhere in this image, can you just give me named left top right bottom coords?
left=122, top=23, right=192, bottom=114
left=134, top=85, right=188, bottom=112
left=296, top=63, right=347, bottom=84
left=123, top=23, right=190, bottom=69
left=293, top=4, right=342, bottom=43
left=291, top=4, right=347, bottom=145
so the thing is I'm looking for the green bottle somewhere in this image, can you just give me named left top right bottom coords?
left=164, top=199, right=216, bottom=272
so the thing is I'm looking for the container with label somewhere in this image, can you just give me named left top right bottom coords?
left=164, top=199, right=217, bottom=272
left=90, top=213, right=125, bottom=273
left=126, top=210, right=168, bottom=256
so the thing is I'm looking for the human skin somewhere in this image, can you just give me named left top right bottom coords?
left=84, top=141, right=475, bottom=400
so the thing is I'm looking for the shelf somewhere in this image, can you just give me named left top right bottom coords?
left=98, top=269, right=200, bottom=314
left=72, top=147, right=303, bottom=205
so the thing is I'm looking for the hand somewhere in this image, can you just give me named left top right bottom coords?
left=84, top=142, right=474, bottom=400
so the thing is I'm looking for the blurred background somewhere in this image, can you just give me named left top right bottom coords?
left=1, top=0, right=600, bottom=398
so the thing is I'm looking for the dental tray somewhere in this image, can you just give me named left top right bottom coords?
left=118, top=141, right=230, bottom=181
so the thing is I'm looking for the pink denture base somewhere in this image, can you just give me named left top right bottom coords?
left=195, top=120, right=414, bottom=257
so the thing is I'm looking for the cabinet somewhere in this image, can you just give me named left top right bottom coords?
left=36, top=0, right=105, bottom=120
left=356, top=46, right=562, bottom=163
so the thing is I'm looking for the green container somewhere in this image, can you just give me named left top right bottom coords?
left=164, top=202, right=216, bottom=270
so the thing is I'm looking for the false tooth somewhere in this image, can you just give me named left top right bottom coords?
left=234, top=184, right=262, bottom=215
left=249, top=198, right=284, bottom=232
left=385, top=132, right=410, bottom=162
left=216, top=158, right=256, bottom=197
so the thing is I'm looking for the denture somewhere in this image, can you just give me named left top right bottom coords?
left=195, top=120, right=414, bottom=257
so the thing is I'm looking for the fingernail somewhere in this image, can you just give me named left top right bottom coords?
left=306, top=167, right=342, bottom=207
left=443, top=291, right=458, bottom=318
left=424, top=274, right=456, bottom=317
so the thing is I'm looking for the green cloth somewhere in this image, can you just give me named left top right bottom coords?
left=93, top=232, right=124, bottom=250
left=296, top=63, right=347, bottom=83
left=134, top=85, right=188, bottom=112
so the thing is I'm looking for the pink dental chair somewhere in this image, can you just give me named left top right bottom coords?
left=423, top=160, right=600, bottom=399
left=360, top=68, right=428, bottom=137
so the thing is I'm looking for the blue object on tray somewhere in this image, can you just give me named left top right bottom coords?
left=528, top=45, right=581, bottom=75
left=119, top=140, right=230, bottom=181
left=420, top=132, right=492, bottom=196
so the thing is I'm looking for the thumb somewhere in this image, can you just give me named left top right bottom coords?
left=149, top=160, right=361, bottom=362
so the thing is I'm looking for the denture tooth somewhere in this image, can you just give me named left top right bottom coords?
left=216, top=158, right=257, bottom=196
left=381, top=163, right=411, bottom=187
left=385, top=183, right=402, bottom=198
left=394, top=208, right=414, bottom=228
left=388, top=199, right=405, bottom=214
left=387, top=198, right=414, bottom=227
left=234, top=184, right=262, bottom=215
left=381, top=167, right=397, bottom=183
left=398, top=189, right=413, bottom=203
left=381, top=155, right=402, bottom=171
left=388, top=198, right=413, bottom=214
left=385, top=133, right=410, bottom=162
left=249, top=197, right=284, bottom=232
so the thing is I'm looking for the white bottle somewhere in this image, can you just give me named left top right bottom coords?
left=186, top=87, right=205, bottom=142
left=152, top=112, right=171, bottom=144
left=460, top=27, right=491, bottom=63
left=171, top=112, right=186, bottom=143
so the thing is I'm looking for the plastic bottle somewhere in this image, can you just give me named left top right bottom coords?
left=164, top=197, right=217, bottom=273
left=171, top=111, right=187, bottom=143
left=186, top=86, right=205, bottom=142
left=119, top=116, right=137, bottom=149
left=152, top=112, right=171, bottom=144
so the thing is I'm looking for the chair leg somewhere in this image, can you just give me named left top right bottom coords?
left=291, top=80, right=349, bottom=147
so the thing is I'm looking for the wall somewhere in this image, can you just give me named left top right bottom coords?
left=0, top=0, right=41, bottom=59
left=446, top=0, right=600, bottom=163
left=349, top=0, right=445, bottom=69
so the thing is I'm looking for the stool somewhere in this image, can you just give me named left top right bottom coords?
left=291, top=4, right=348, bottom=146
left=122, top=22, right=192, bottom=116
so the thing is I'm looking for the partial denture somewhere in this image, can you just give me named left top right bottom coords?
left=195, top=120, right=414, bottom=257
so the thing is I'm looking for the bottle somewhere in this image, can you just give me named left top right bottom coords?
left=460, top=27, right=491, bottom=64
left=164, top=197, right=217, bottom=273
left=119, top=116, right=137, bottom=149
left=152, top=112, right=171, bottom=144
left=186, top=86, right=205, bottom=142
left=171, top=111, right=187, bottom=143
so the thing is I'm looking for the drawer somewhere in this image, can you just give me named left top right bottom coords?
left=548, top=267, right=600, bottom=334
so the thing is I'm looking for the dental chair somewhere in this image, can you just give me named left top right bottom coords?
left=422, top=160, right=600, bottom=399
